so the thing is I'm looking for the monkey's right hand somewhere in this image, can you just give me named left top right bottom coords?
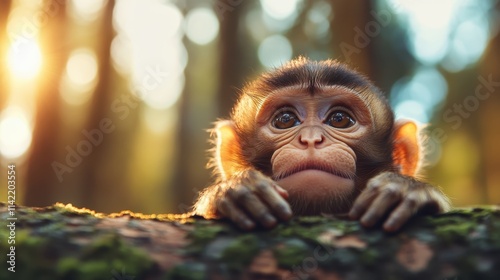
left=215, top=170, right=293, bottom=230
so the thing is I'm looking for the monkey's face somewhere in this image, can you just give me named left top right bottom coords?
left=255, top=86, right=374, bottom=214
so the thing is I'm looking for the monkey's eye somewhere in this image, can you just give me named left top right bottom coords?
left=272, top=111, right=301, bottom=129
left=326, top=111, right=355, bottom=128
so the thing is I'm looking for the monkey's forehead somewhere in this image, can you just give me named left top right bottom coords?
left=256, top=58, right=375, bottom=90
left=250, top=85, right=374, bottom=108
left=254, top=85, right=365, bottom=105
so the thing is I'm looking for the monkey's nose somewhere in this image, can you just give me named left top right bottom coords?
left=298, top=128, right=325, bottom=148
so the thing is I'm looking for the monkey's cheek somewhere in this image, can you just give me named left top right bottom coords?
left=277, top=170, right=355, bottom=199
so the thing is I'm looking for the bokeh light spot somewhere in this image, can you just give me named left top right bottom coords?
left=394, top=100, right=429, bottom=123
left=7, top=39, right=42, bottom=79
left=258, top=35, right=293, bottom=69
left=134, top=74, right=184, bottom=110
left=70, top=0, right=107, bottom=23
left=391, top=67, right=447, bottom=121
left=66, top=48, right=98, bottom=86
left=442, top=18, right=489, bottom=72
left=0, top=107, right=32, bottom=159
left=260, top=0, right=300, bottom=20
left=185, top=8, right=219, bottom=45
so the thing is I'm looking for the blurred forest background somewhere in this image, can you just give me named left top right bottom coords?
left=0, top=0, right=499, bottom=214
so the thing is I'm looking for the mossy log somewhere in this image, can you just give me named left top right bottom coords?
left=1, top=202, right=500, bottom=280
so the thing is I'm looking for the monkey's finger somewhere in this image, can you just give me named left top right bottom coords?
left=243, top=195, right=278, bottom=228
left=383, top=205, right=413, bottom=232
left=273, top=184, right=289, bottom=199
left=360, top=186, right=402, bottom=227
left=217, top=197, right=255, bottom=230
left=348, top=188, right=379, bottom=219
left=228, top=186, right=277, bottom=228
left=256, top=183, right=292, bottom=221
left=383, top=196, right=420, bottom=232
left=251, top=171, right=289, bottom=200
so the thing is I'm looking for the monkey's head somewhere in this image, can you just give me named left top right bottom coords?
left=219, top=58, right=422, bottom=215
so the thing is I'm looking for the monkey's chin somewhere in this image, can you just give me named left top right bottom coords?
left=277, top=170, right=355, bottom=215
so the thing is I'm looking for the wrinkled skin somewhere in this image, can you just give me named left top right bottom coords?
left=193, top=58, right=451, bottom=232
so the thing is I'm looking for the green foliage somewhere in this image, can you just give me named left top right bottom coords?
left=221, top=234, right=261, bottom=271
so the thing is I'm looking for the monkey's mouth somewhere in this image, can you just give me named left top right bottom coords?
left=274, top=162, right=353, bottom=181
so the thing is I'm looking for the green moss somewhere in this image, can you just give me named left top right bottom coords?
left=186, top=223, right=229, bottom=254
left=295, top=216, right=329, bottom=225
left=221, top=234, right=261, bottom=271
left=0, top=229, right=154, bottom=280
left=57, top=258, right=110, bottom=280
left=271, top=220, right=325, bottom=241
left=435, top=222, right=475, bottom=243
left=52, top=234, right=154, bottom=279
left=81, top=233, right=154, bottom=270
left=166, top=262, right=207, bottom=280
left=273, top=239, right=311, bottom=268
left=360, top=248, right=379, bottom=265
left=429, top=208, right=497, bottom=226
left=189, top=224, right=226, bottom=241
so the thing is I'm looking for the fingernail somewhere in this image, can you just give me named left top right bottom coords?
left=348, top=210, right=358, bottom=219
left=262, top=214, right=277, bottom=227
left=276, top=185, right=287, bottom=193
left=384, top=221, right=397, bottom=232
left=280, top=205, right=293, bottom=218
left=361, top=216, right=374, bottom=227
left=241, top=219, right=255, bottom=230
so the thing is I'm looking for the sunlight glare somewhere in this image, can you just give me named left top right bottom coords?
left=394, top=100, right=429, bottom=123
left=134, top=74, right=185, bottom=110
left=142, top=107, right=177, bottom=135
left=260, top=0, right=301, bottom=20
left=114, top=0, right=183, bottom=40
left=185, top=8, right=219, bottom=45
left=7, top=39, right=42, bottom=79
left=258, top=35, right=293, bottom=69
left=0, top=107, right=32, bottom=159
left=390, top=0, right=456, bottom=65
left=111, top=35, right=132, bottom=75
left=304, top=2, right=331, bottom=39
left=70, top=0, right=107, bottom=23
left=66, top=48, right=98, bottom=86
left=59, top=75, right=94, bottom=106
left=114, top=0, right=186, bottom=102
left=442, top=18, right=489, bottom=72
left=390, top=67, right=447, bottom=123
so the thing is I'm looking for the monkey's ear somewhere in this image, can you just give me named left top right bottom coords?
left=213, top=120, right=245, bottom=180
left=392, top=120, right=422, bottom=176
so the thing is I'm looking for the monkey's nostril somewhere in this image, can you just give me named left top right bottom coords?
left=299, top=133, right=324, bottom=147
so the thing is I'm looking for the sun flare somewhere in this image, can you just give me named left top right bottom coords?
left=7, top=39, right=43, bottom=80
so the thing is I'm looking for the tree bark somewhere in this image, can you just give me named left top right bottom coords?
left=1, top=202, right=499, bottom=280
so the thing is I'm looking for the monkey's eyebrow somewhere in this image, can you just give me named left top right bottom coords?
left=254, top=86, right=373, bottom=126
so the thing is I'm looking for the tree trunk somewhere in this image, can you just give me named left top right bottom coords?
left=80, top=0, right=117, bottom=210
left=329, top=0, right=374, bottom=77
left=1, top=202, right=499, bottom=280
left=24, top=0, right=68, bottom=207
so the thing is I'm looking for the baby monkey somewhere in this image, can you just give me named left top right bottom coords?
left=193, top=58, right=450, bottom=232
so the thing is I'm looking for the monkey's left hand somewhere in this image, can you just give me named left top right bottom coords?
left=348, top=172, right=451, bottom=232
